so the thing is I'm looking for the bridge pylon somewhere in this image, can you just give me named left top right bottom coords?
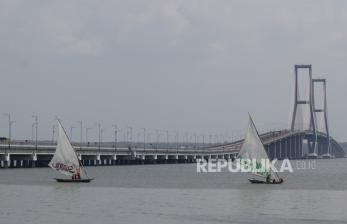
left=312, top=78, right=331, bottom=157
left=290, top=64, right=318, bottom=157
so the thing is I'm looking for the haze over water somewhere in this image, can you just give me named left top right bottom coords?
left=1, top=159, right=347, bottom=224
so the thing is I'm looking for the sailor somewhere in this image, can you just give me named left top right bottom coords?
left=266, top=174, right=271, bottom=183
left=75, top=171, right=81, bottom=180
left=75, top=167, right=81, bottom=179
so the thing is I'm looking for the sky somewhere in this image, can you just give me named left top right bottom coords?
left=0, top=0, right=347, bottom=143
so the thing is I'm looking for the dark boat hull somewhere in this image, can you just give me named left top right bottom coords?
left=55, top=178, right=93, bottom=183
left=248, top=178, right=283, bottom=184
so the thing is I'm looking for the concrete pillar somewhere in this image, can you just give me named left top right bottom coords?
left=32, top=153, right=37, bottom=168
left=96, top=154, right=101, bottom=166
left=5, top=154, right=10, bottom=168
left=113, top=155, right=117, bottom=165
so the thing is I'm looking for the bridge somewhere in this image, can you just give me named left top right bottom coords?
left=0, top=64, right=345, bottom=168
left=212, top=64, right=345, bottom=159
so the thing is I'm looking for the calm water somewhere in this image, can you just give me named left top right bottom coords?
left=1, top=159, right=347, bottom=224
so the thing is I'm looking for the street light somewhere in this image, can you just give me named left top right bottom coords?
left=97, top=123, right=101, bottom=151
left=128, top=126, right=133, bottom=148
left=32, top=115, right=38, bottom=152
left=52, top=124, right=57, bottom=144
left=113, top=125, right=118, bottom=153
left=175, top=131, right=179, bottom=150
left=31, top=123, right=35, bottom=142
left=101, top=128, right=104, bottom=145
left=194, top=133, right=197, bottom=149
left=166, top=130, right=169, bottom=150
left=2, top=113, right=14, bottom=153
left=155, top=129, right=160, bottom=149
left=202, top=135, right=206, bottom=147
left=141, top=128, right=146, bottom=150
left=146, top=132, right=151, bottom=147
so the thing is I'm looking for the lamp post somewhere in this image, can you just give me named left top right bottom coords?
left=31, top=123, right=35, bottom=142
left=155, top=129, right=160, bottom=149
left=184, top=132, right=188, bottom=148
left=175, top=131, right=179, bottom=151
left=166, top=130, right=169, bottom=150
left=113, top=125, right=118, bottom=153
left=194, top=133, right=197, bottom=149
left=2, top=113, right=14, bottom=153
left=101, top=128, right=104, bottom=147
left=52, top=124, right=57, bottom=144
left=98, top=123, right=101, bottom=152
left=128, top=126, right=133, bottom=149
left=147, top=132, right=151, bottom=148
left=32, top=115, right=38, bottom=152
left=142, top=128, right=146, bottom=150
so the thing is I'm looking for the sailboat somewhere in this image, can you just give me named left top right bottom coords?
left=238, top=115, right=284, bottom=184
left=49, top=119, right=93, bottom=183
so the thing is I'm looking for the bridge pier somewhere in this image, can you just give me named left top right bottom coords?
left=4, top=154, right=10, bottom=168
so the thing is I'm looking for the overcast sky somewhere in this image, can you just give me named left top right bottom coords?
left=1, top=0, right=347, bottom=142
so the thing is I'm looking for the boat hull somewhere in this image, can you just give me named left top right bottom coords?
left=55, top=178, right=93, bottom=183
left=248, top=178, right=283, bottom=184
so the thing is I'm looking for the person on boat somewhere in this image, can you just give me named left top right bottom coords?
left=71, top=168, right=81, bottom=180
left=266, top=174, right=271, bottom=183
left=75, top=168, right=81, bottom=180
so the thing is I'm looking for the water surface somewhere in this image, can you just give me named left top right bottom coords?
left=1, top=159, right=347, bottom=224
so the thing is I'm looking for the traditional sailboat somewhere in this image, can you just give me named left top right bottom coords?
left=49, top=120, right=93, bottom=183
left=238, top=115, right=283, bottom=184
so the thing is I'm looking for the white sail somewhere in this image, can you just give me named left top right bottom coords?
left=49, top=120, right=81, bottom=177
left=238, top=115, right=280, bottom=182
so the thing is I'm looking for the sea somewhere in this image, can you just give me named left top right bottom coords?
left=1, top=159, right=347, bottom=224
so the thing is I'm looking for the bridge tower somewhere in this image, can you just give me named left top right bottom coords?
left=290, top=64, right=318, bottom=157
left=312, top=78, right=331, bottom=157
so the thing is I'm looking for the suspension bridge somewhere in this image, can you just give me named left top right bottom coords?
left=0, top=64, right=345, bottom=168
